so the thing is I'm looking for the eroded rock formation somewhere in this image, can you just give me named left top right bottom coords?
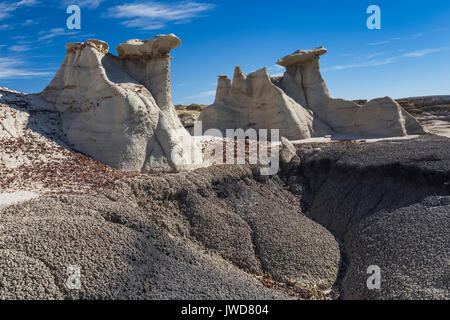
left=276, top=47, right=425, bottom=137
left=41, top=35, right=200, bottom=173
left=198, top=66, right=332, bottom=140
left=199, top=47, right=426, bottom=139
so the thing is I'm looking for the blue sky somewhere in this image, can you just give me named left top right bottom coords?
left=0, top=0, right=449, bottom=105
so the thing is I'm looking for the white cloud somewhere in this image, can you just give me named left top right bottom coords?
left=107, top=1, right=215, bottom=30
left=9, top=44, right=32, bottom=52
left=186, top=90, right=216, bottom=99
left=21, top=18, right=38, bottom=26
left=0, top=3, right=15, bottom=20
left=403, top=48, right=448, bottom=57
left=177, top=82, right=193, bottom=87
left=16, top=0, right=38, bottom=6
left=0, top=57, right=53, bottom=79
left=0, top=0, right=38, bottom=20
left=68, top=33, right=96, bottom=39
left=324, top=46, right=449, bottom=72
left=267, top=64, right=285, bottom=77
left=0, top=23, right=11, bottom=29
left=323, top=57, right=397, bottom=72
left=38, top=27, right=78, bottom=41
left=368, top=33, right=424, bottom=46
left=122, top=20, right=167, bottom=30
left=61, top=0, right=104, bottom=9
left=365, top=52, right=384, bottom=59
left=368, top=40, right=390, bottom=46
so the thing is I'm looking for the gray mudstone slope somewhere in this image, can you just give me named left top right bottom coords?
left=290, top=135, right=449, bottom=300
left=199, top=47, right=425, bottom=139
left=40, top=36, right=200, bottom=173
left=0, top=165, right=340, bottom=300
left=1, top=133, right=448, bottom=300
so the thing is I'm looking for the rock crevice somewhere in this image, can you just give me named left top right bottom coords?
left=286, top=136, right=450, bottom=299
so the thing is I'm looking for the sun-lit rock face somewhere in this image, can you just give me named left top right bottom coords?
left=200, top=46, right=425, bottom=139
left=277, top=47, right=328, bottom=67
left=116, top=35, right=181, bottom=58
left=40, top=35, right=200, bottom=173
left=198, top=66, right=332, bottom=140
left=275, top=47, right=426, bottom=137
left=116, top=34, right=181, bottom=111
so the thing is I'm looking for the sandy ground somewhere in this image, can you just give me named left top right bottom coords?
left=0, top=191, right=39, bottom=210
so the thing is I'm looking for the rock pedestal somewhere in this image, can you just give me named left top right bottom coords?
left=41, top=35, right=200, bottom=173
left=276, top=47, right=425, bottom=137
left=198, top=66, right=332, bottom=140
left=199, top=46, right=425, bottom=139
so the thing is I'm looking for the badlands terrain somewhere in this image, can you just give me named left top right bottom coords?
left=397, top=96, right=450, bottom=138
left=0, top=35, right=449, bottom=300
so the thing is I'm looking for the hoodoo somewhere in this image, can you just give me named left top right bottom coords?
left=199, top=47, right=426, bottom=139
left=40, top=35, right=200, bottom=173
left=198, top=66, right=332, bottom=140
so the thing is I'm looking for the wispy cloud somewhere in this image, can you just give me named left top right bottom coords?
left=0, top=57, right=53, bottom=79
left=8, top=44, right=32, bottom=52
left=368, top=40, right=390, bottom=46
left=107, top=1, right=215, bottom=30
left=16, top=0, right=39, bottom=5
left=37, top=27, right=78, bottom=41
left=268, top=64, right=285, bottom=77
left=324, top=46, right=449, bottom=72
left=61, top=0, right=104, bottom=9
left=368, top=33, right=424, bottom=46
left=21, top=18, right=39, bottom=26
left=402, top=48, right=449, bottom=57
left=186, top=90, right=216, bottom=99
left=323, top=57, right=396, bottom=72
left=365, top=52, right=384, bottom=59
left=0, top=4, right=15, bottom=20
left=0, top=24, right=11, bottom=30
left=0, top=0, right=38, bottom=20
left=177, top=82, right=193, bottom=87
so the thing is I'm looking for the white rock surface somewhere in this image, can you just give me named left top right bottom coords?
left=280, top=137, right=297, bottom=164
left=275, top=48, right=425, bottom=138
left=198, top=67, right=332, bottom=140
left=199, top=47, right=425, bottom=140
left=40, top=35, right=201, bottom=173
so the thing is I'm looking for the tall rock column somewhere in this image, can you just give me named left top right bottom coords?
left=276, top=47, right=330, bottom=117
left=40, top=36, right=201, bottom=173
left=116, top=34, right=181, bottom=111
left=215, top=75, right=231, bottom=103
left=276, top=47, right=425, bottom=137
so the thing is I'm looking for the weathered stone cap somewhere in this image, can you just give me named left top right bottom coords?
left=65, top=39, right=109, bottom=54
left=116, top=34, right=181, bottom=58
left=276, top=46, right=327, bottom=67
